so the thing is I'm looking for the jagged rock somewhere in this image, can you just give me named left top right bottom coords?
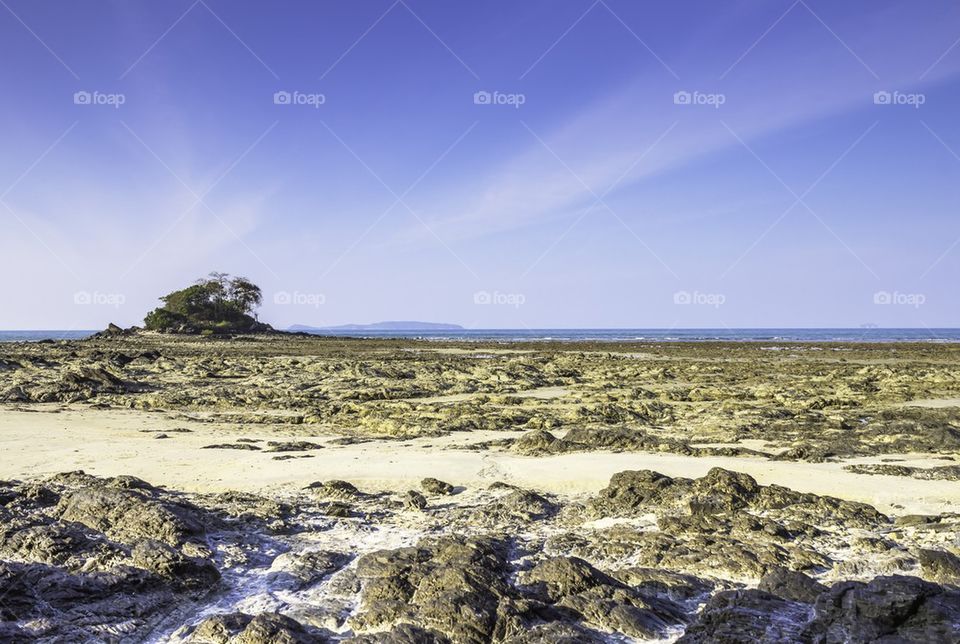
left=404, top=490, right=427, bottom=511
left=350, top=536, right=520, bottom=644
left=758, top=566, right=827, bottom=603
left=265, top=441, right=324, bottom=453
left=803, top=575, right=960, bottom=642
left=512, top=429, right=558, bottom=454
left=467, top=489, right=558, bottom=528
left=0, top=521, right=122, bottom=569
left=421, top=478, right=455, bottom=495
left=587, top=468, right=888, bottom=530
left=611, top=568, right=714, bottom=603
left=501, top=622, right=607, bottom=643
left=519, top=557, right=687, bottom=639
left=306, top=480, right=362, bottom=499
left=131, top=538, right=219, bottom=589
left=185, top=611, right=323, bottom=643
left=202, top=443, right=261, bottom=450
left=676, top=589, right=810, bottom=643
left=54, top=483, right=210, bottom=546
left=917, top=548, right=960, bottom=584
left=0, top=559, right=175, bottom=640
left=345, top=623, right=448, bottom=643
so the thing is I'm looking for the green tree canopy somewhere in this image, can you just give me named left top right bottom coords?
left=144, top=273, right=269, bottom=333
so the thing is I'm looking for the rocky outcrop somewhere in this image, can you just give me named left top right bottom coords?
left=349, top=536, right=521, bottom=643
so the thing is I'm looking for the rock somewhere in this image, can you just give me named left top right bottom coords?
left=0, top=521, right=121, bottom=568
left=268, top=550, right=350, bottom=591
left=501, top=622, right=608, bottom=643
left=917, top=548, right=960, bottom=584
left=404, top=490, right=427, bottom=511
left=687, top=468, right=761, bottom=514
left=421, top=477, right=455, bottom=495
left=306, top=480, right=362, bottom=499
left=202, top=443, right=261, bottom=450
left=320, top=501, right=353, bottom=517
left=804, top=575, right=960, bottom=643
left=131, top=538, right=220, bottom=589
left=758, top=566, right=827, bottom=603
left=519, top=557, right=688, bottom=639
left=98, top=323, right=128, bottom=337
left=467, top=490, right=558, bottom=528
left=587, top=469, right=688, bottom=517
left=0, top=559, right=176, bottom=641
left=677, top=589, right=810, bottom=643
left=265, top=441, right=324, bottom=453
left=512, top=429, right=558, bottom=454
left=185, top=611, right=322, bottom=643
left=54, top=483, right=209, bottom=546
left=350, top=536, right=516, bottom=644
left=344, top=623, right=448, bottom=643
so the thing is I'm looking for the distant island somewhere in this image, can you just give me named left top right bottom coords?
left=290, top=321, right=465, bottom=332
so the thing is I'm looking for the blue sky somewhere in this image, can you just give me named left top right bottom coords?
left=1, top=0, right=959, bottom=329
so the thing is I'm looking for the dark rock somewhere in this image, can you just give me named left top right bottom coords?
left=519, top=557, right=688, bottom=639
left=677, top=589, right=810, bottom=643
left=306, top=480, right=362, bottom=499
left=131, top=538, right=220, bottom=589
left=350, top=536, right=517, bottom=644
left=404, top=490, right=427, bottom=511
left=512, top=429, right=558, bottom=454
left=186, top=611, right=322, bottom=643
left=265, top=441, right=324, bottom=453
left=759, top=566, right=827, bottom=603
left=202, top=443, right=261, bottom=450
left=804, top=574, right=960, bottom=643
left=421, top=477, right=455, bottom=495
left=468, top=490, right=558, bottom=528
left=917, top=549, right=960, bottom=584
left=501, top=622, right=607, bottom=643
left=54, top=484, right=209, bottom=546
left=345, top=623, right=448, bottom=643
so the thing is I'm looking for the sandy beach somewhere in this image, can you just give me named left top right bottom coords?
left=1, top=405, right=958, bottom=516
left=2, top=334, right=959, bottom=642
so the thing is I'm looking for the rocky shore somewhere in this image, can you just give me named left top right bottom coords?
left=1, top=333, right=958, bottom=642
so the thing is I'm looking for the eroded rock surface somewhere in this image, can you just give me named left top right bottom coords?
left=3, top=467, right=957, bottom=642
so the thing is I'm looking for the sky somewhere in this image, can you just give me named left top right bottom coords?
left=1, top=0, right=959, bottom=330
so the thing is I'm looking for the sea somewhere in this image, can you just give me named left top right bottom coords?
left=2, top=329, right=960, bottom=343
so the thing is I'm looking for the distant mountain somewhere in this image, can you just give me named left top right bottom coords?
left=289, top=321, right=465, bottom=332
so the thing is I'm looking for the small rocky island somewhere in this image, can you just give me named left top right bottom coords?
left=141, top=273, right=272, bottom=335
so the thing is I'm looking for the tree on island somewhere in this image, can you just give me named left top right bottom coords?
left=143, top=272, right=271, bottom=334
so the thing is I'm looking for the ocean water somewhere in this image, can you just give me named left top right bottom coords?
left=0, top=330, right=97, bottom=342
left=1, top=328, right=959, bottom=343
left=297, top=328, right=960, bottom=343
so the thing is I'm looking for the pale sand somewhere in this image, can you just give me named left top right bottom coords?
left=1, top=406, right=957, bottom=516
left=903, top=397, right=960, bottom=408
